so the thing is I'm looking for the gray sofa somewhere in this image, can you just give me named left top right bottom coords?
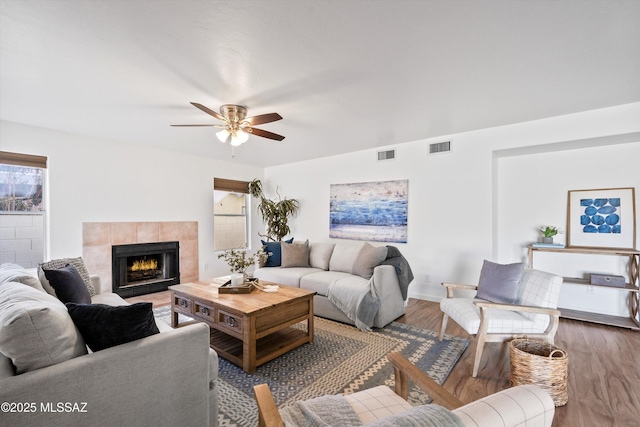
left=253, top=241, right=408, bottom=329
left=0, top=262, right=218, bottom=427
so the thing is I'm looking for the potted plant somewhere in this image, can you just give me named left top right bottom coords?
left=540, top=225, right=561, bottom=244
left=248, top=179, right=300, bottom=242
left=217, top=245, right=265, bottom=282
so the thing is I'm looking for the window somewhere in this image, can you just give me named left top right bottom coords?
left=213, top=178, right=250, bottom=251
left=0, top=151, right=47, bottom=268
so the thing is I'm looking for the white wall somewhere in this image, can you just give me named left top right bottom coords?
left=264, top=103, right=640, bottom=317
left=497, top=143, right=640, bottom=315
left=0, top=120, right=264, bottom=280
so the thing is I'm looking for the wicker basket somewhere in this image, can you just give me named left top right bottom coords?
left=509, top=338, right=568, bottom=406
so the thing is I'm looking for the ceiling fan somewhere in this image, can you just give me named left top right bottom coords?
left=171, top=103, right=284, bottom=146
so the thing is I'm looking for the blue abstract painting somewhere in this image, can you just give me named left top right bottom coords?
left=579, top=198, right=621, bottom=234
left=330, top=180, right=408, bottom=243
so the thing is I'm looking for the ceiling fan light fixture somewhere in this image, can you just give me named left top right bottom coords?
left=216, top=129, right=230, bottom=143
left=230, top=129, right=250, bottom=146
left=174, top=103, right=285, bottom=149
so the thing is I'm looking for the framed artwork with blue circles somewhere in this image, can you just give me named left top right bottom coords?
left=567, top=188, right=636, bottom=249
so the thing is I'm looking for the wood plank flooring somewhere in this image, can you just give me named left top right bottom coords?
left=128, top=292, right=640, bottom=427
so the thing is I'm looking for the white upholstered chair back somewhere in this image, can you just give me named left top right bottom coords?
left=517, top=269, right=563, bottom=330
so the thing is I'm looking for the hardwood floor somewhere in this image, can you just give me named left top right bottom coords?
left=129, top=292, right=640, bottom=427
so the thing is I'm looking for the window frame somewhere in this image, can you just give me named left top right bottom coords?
left=213, top=178, right=251, bottom=252
left=0, top=151, right=48, bottom=267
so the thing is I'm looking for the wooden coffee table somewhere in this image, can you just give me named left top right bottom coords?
left=169, top=281, right=315, bottom=373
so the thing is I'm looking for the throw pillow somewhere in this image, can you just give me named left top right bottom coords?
left=0, top=282, right=88, bottom=374
left=66, top=302, right=160, bottom=352
left=261, top=238, right=294, bottom=267
left=351, top=243, right=388, bottom=279
left=475, top=260, right=525, bottom=304
left=39, top=257, right=96, bottom=297
left=0, top=263, right=46, bottom=292
left=281, top=240, right=310, bottom=268
left=43, top=264, right=92, bottom=304
left=309, top=243, right=336, bottom=270
left=328, top=243, right=363, bottom=273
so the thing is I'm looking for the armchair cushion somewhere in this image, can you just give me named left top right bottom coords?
left=476, top=260, right=524, bottom=304
left=440, top=298, right=548, bottom=335
left=518, top=269, right=563, bottom=328
left=343, top=385, right=412, bottom=423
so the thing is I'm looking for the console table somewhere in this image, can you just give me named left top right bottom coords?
left=527, top=246, right=640, bottom=331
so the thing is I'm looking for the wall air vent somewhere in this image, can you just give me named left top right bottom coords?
left=377, top=149, right=395, bottom=161
left=429, top=141, right=451, bottom=154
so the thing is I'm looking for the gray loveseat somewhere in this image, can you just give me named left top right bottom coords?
left=253, top=241, right=409, bottom=330
left=0, top=262, right=218, bottom=427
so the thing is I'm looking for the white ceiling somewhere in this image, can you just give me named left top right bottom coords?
left=1, top=0, right=639, bottom=167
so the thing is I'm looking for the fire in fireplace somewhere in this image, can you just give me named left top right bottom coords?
left=112, top=242, right=180, bottom=297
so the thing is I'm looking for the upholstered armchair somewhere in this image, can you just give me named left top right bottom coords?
left=439, top=267, right=563, bottom=377
left=254, top=352, right=555, bottom=427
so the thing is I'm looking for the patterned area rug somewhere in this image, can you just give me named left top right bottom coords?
left=153, top=306, right=468, bottom=427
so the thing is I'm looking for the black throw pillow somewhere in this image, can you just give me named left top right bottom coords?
left=66, top=302, right=160, bottom=352
left=43, top=264, right=91, bottom=304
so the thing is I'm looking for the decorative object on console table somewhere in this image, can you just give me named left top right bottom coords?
left=539, top=225, right=561, bottom=244
left=532, top=242, right=566, bottom=248
left=567, top=187, right=636, bottom=249
left=590, top=273, right=626, bottom=288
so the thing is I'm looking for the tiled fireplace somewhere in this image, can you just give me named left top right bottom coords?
left=82, top=221, right=198, bottom=294
left=111, top=241, right=180, bottom=297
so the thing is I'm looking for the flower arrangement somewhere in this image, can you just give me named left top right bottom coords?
left=217, top=245, right=266, bottom=274
left=540, top=226, right=561, bottom=238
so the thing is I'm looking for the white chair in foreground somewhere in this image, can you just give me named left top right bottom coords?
left=439, top=265, right=563, bottom=377
left=254, top=352, right=555, bottom=427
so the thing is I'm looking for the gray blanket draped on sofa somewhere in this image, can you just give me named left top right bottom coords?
left=327, top=246, right=413, bottom=331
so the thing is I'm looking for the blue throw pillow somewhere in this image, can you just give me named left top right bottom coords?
left=476, top=260, right=524, bottom=304
left=262, top=238, right=293, bottom=267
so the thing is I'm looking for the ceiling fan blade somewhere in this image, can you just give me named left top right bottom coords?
left=246, top=113, right=282, bottom=126
left=249, top=127, right=285, bottom=141
left=170, top=124, right=215, bottom=127
left=191, top=102, right=227, bottom=122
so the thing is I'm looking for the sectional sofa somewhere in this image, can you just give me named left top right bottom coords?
left=0, top=262, right=218, bottom=427
left=253, top=240, right=410, bottom=330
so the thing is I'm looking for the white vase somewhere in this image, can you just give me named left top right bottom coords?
left=230, top=273, right=245, bottom=286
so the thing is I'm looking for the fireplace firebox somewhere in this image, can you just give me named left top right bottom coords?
left=112, top=241, right=180, bottom=297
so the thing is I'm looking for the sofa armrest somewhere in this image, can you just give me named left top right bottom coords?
left=370, top=265, right=406, bottom=327
left=371, top=265, right=402, bottom=299
left=452, top=384, right=555, bottom=427
left=1, top=323, right=217, bottom=427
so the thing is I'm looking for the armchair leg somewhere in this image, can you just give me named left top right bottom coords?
left=472, top=309, right=489, bottom=378
left=438, top=313, right=448, bottom=341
